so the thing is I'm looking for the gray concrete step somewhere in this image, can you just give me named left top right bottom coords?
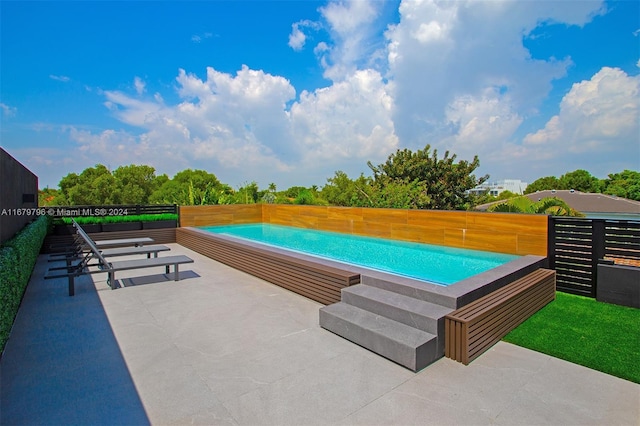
left=361, top=275, right=458, bottom=308
left=319, top=302, right=440, bottom=372
left=341, top=284, right=453, bottom=335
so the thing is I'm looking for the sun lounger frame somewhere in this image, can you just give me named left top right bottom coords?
left=45, top=220, right=193, bottom=296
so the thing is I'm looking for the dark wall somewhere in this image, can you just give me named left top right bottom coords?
left=597, top=264, right=640, bottom=308
left=0, top=148, right=39, bottom=244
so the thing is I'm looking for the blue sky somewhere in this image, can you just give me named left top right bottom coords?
left=1, top=0, right=638, bottom=191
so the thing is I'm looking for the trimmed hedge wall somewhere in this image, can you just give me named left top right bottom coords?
left=0, top=215, right=48, bottom=355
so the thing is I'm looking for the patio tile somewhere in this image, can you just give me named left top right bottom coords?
left=2, top=244, right=638, bottom=425
left=221, top=350, right=413, bottom=425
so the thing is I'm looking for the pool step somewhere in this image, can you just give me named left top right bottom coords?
left=319, top=302, right=439, bottom=372
left=341, top=284, right=453, bottom=335
left=361, top=275, right=458, bottom=309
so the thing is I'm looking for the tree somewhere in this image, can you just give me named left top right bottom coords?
left=112, top=164, right=159, bottom=204
left=38, top=187, right=58, bottom=206
left=488, top=196, right=584, bottom=217
left=320, top=171, right=374, bottom=207
left=526, top=170, right=602, bottom=194
left=370, top=179, right=431, bottom=209
left=282, top=186, right=307, bottom=199
left=367, top=144, right=488, bottom=210
left=294, top=189, right=315, bottom=205
left=524, top=176, right=560, bottom=194
left=55, top=164, right=118, bottom=205
left=233, top=181, right=260, bottom=204
left=602, top=170, right=640, bottom=201
left=496, top=190, right=517, bottom=201
left=558, top=169, right=602, bottom=193
left=149, top=169, right=225, bottom=205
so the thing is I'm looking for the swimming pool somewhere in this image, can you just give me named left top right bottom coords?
left=200, top=223, right=519, bottom=285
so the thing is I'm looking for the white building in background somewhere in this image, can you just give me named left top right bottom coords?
left=469, top=179, right=528, bottom=197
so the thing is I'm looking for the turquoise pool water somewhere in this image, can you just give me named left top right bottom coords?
left=200, top=223, right=519, bottom=285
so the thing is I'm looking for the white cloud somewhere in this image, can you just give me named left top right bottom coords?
left=478, top=67, right=640, bottom=180
left=316, top=0, right=383, bottom=81
left=290, top=69, right=398, bottom=164
left=134, top=76, right=146, bottom=95
left=443, top=89, right=523, bottom=160
left=385, top=0, right=601, bottom=139
left=191, top=32, right=213, bottom=43
left=79, top=66, right=297, bottom=184
left=0, top=102, right=17, bottom=117
left=413, top=20, right=447, bottom=43
left=288, top=20, right=320, bottom=51
left=49, top=74, right=70, bottom=82
left=67, top=62, right=398, bottom=188
left=289, top=24, right=307, bottom=51
left=523, top=67, right=639, bottom=153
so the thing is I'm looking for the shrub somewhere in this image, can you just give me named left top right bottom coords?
left=58, top=213, right=178, bottom=225
left=0, top=216, right=48, bottom=355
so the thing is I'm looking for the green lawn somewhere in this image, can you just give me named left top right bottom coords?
left=503, top=291, right=640, bottom=383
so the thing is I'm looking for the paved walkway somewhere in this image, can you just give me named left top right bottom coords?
left=1, top=244, right=638, bottom=425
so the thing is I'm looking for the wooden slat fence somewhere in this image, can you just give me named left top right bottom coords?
left=548, top=217, right=640, bottom=297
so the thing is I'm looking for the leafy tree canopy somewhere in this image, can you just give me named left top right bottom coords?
left=524, top=169, right=639, bottom=201
left=367, top=144, right=488, bottom=210
left=320, top=171, right=373, bottom=207
left=524, top=176, right=561, bottom=194
left=38, top=187, right=59, bottom=206
left=558, top=169, right=602, bottom=193
left=56, top=164, right=118, bottom=205
left=602, top=170, right=640, bottom=201
left=112, top=164, right=160, bottom=204
left=150, top=169, right=227, bottom=205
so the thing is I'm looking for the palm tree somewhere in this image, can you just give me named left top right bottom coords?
left=488, top=196, right=584, bottom=217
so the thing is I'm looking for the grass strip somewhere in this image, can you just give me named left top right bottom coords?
left=504, top=291, right=640, bottom=383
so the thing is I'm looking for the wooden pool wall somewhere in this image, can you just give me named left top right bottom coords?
left=178, top=204, right=548, bottom=257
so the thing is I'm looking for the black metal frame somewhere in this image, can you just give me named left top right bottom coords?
left=548, top=217, right=640, bottom=297
left=47, top=204, right=178, bottom=217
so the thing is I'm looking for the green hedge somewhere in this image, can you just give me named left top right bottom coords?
left=57, top=213, right=178, bottom=225
left=0, top=215, right=48, bottom=354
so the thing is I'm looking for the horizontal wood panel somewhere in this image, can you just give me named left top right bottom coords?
left=352, top=221, right=392, bottom=239
left=361, top=208, right=408, bottom=225
left=327, top=206, right=364, bottom=221
left=516, top=234, right=548, bottom=257
left=465, top=212, right=547, bottom=233
left=390, top=224, right=445, bottom=246
left=316, top=218, right=356, bottom=234
left=445, top=269, right=555, bottom=364
left=407, top=210, right=468, bottom=229
left=458, top=229, right=518, bottom=253
left=179, top=205, right=261, bottom=228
